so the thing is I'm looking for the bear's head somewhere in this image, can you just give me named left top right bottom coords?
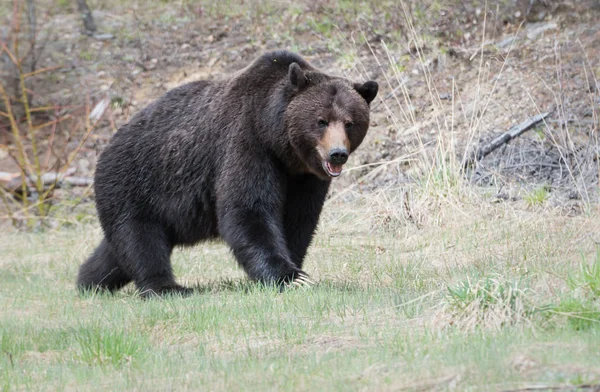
left=285, top=63, right=378, bottom=180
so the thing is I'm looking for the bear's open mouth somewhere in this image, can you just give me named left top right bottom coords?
left=323, top=161, right=343, bottom=177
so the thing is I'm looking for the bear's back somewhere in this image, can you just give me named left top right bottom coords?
left=228, top=50, right=313, bottom=91
left=94, top=79, right=223, bottom=235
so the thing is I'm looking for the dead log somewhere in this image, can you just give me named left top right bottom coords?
left=464, top=111, right=551, bottom=168
left=0, top=169, right=93, bottom=194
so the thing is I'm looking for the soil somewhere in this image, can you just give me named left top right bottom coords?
left=1, top=0, right=599, bottom=217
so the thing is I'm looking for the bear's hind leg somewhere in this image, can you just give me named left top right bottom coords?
left=77, top=238, right=132, bottom=293
left=110, top=220, right=192, bottom=298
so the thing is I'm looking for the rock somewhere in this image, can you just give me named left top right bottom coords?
left=526, top=22, right=558, bottom=40
left=89, top=98, right=109, bottom=121
left=226, top=50, right=239, bottom=61
left=496, top=36, right=520, bottom=48
left=91, top=10, right=107, bottom=21
left=93, top=33, right=114, bottom=41
left=78, top=158, right=90, bottom=172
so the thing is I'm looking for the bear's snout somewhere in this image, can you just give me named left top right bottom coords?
left=328, top=148, right=348, bottom=165
left=323, top=148, right=348, bottom=177
left=316, top=121, right=352, bottom=178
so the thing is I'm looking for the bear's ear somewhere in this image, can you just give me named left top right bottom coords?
left=354, top=81, right=379, bottom=105
left=288, top=63, right=307, bottom=90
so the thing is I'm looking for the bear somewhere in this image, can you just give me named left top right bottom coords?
left=77, top=50, right=378, bottom=297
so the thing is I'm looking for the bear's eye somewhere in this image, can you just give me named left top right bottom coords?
left=317, top=119, right=329, bottom=128
left=345, top=122, right=354, bottom=131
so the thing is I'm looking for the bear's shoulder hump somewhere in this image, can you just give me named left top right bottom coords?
left=255, top=50, right=312, bottom=71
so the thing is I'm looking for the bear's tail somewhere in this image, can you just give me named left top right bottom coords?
left=77, top=238, right=132, bottom=293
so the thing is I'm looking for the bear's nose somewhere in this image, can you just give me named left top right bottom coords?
left=329, top=148, right=349, bottom=165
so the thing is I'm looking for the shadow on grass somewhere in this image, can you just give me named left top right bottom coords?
left=192, top=278, right=369, bottom=294
left=77, top=278, right=368, bottom=299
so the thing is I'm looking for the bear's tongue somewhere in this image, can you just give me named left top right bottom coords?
left=326, top=162, right=343, bottom=177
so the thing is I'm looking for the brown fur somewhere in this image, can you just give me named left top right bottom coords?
left=76, top=50, right=378, bottom=296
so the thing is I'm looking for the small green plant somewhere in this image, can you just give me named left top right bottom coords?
left=111, top=96, right=126, bottom=109
left=307, top=18, right=335, bottom=36
left=394, top=62, right=407, bottom=73
left=79, top=50, right=93, bottom=61
left=524, top=185, right=550, bottom=206
left=56, top=0, right=71, bottom=11
left=550, top=297, right=600, bottom=331
left=76, top=328, right=146, bottom=367
left=158, top=13, right=175, bottom=25
left=338, top=52, right=357, bottom=70
left=447, top=276, right=524, bottom=311
left=534, top=128, right=546, bottom=140
left=446, top=275, right=533, bottom=329
left=567, top=251, right=600, bottom=297
left=0, top=330, right=25, bottom=359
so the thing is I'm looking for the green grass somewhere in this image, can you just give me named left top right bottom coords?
left=524, top=185, right=551, bottom=207
left=1, top=198, right=600, bottom=391
left=2, top=0, right=599, bottom=387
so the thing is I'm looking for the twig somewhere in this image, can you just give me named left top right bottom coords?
left=464, top=111, right=552, bottom=168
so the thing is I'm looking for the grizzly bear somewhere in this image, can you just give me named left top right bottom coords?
left=77, top=50, right=378, bottom=297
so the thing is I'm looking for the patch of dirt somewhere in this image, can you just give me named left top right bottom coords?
left=21, top=350, right=62, bottom=363
left=292, top=334, right=368, bottom=355
left=510, top=353, right=540, bottom=373
left=343, top=16, right=599, bottom=206
left=200, top=332, right=370, bottom=361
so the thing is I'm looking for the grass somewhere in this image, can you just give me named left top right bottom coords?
left=2, top=0, right=600, bottom=390
left=1, top=197, right=600, bottom=391
left=525, top=185, right=551, bottom=207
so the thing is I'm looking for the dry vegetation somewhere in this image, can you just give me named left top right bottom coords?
left=1, top=0, right=600, bottom=390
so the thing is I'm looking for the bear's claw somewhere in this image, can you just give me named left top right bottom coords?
left=289, top=272, right=315, bottom=288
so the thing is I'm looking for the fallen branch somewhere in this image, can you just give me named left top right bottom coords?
left=464, top=111, right=551, bottom=168
left=501, top=382, right=600, bottom=392
left=0, top=169, right=93, bottom=194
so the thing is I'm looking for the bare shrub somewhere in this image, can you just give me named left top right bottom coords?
left=0, top=0, right=104, bottom=229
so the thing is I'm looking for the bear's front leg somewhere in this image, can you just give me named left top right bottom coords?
left=284, top=174, right=330, bottom=270
left=219, top=199, right=310, bottom=285
left=217, top=155, right=310, bottom=286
